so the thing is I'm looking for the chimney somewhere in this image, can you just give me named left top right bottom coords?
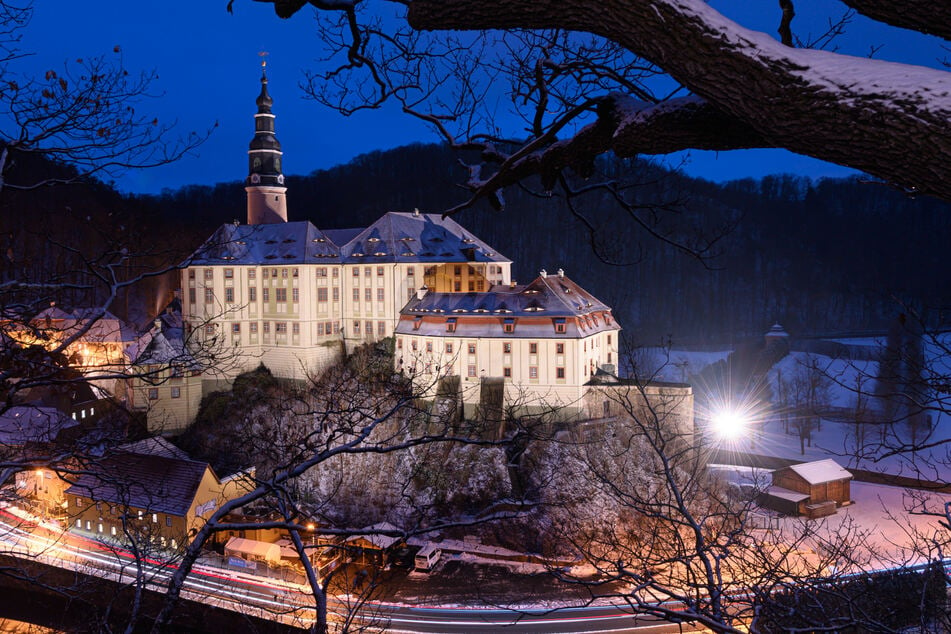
left=557, top=268, right=564, bottom=278
left=416, top=285, right=428, bottom=300
left=539, top=269, right=547, bottom=278
left=413, top=207, right=420, bottom=217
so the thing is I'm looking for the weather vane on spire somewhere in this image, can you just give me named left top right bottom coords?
left=258, top=50, right=269, bottom=72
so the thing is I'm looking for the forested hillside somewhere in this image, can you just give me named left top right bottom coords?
left=8, top=144, right=950, bottom=343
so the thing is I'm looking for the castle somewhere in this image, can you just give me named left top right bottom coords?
left=138, top=64, right=690, bottom=435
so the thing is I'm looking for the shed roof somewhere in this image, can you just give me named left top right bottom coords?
left=783, top=459, right=852, bottom=485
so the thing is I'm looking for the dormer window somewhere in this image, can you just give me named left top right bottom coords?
left=413, top=316, right=422, bottom=331
left=502, top=317, right=516, bottom=333
left=554, top=318, right=567, bottom=334
left=446, top=317, right=457, bottom=333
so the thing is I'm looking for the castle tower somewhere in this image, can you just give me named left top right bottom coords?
left=245, top=58, right=288, bottom=225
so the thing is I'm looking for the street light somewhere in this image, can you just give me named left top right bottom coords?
left=711, top=408, right=749, bottom=440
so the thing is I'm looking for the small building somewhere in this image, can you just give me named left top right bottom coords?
left=761, top=459, right=852, bottom=518
left=127, top=305, right=203, bottom=436
left=345, top=522, right=403, bottom=566
left=224, top=536, right=281, bottom=566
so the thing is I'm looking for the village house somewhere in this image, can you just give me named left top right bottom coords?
left=64, top=441, right=254, bottom=551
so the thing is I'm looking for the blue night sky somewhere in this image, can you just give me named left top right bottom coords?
left=27, top=1, right=949, bottom=194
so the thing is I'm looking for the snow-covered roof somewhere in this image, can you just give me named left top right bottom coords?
left=0, top=406, right=77, bottom=445
left=396, top=272, right=618, bottom=339
left=346, top=521, right=402, bottom=549
left=763, top=486, right=811, bottom=503
left=185, top=212, right=510, bottom=266
left=225, top=536, right=281, bottom=562
left=784, top=459, right=852, bottom=485
left=117, top=437, right=191, bottom=460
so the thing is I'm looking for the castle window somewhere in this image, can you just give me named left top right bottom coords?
left=446, top=318, right=456, bottom=333
left=292, top=288, right=299, bottom=303
left=607, top=334, right=612, bottom=345
left=292, top=268, right=299, bottom=278
left=188, top=288, right=196, bottom=304
left=263, top=269, right=269, bottom=279
left=454, top=282, right=461, bottom=292
left=250, top=323, right=258, bottom=334
left=556, top=367, right=565, bottom=379
left=263, top=322, right=270, bottom=333
left=468, top=343, right=476, bottom=354
left=204, top=288, right=214, bottom=303
left=352, top=268, right=359, bottom=277
left=365, top=288, right=372, bottom=302
left=148, top=388, right=158, bottom=400
left=445, top=343, right=453, bottom=354
left=263, top=288, right=270, bottom=302
left=248, top=287, right=256, bottom=302
left=467, top=364, right=477, bottom=377
left=529, top=366, right=538, bottom=379
left=556, top=343, right=564, bottom=354
left=204, top=269, right=213, bottom=281
left=171, top=387, right=181, bottom=399
left=503, top=318, right=515, bottom=333
left=397, top=338, right=403, bottom=350
left=188, top=269, right=195, bottom=280
left=413, top=317, right=422, bottom=331
left=503, top=342, right=512, bottom=354
left=364, top=267, right=371, bottom=277
left=407, top=267, right=414, bottom=277
left=224, top=268, right=233, bottom=279
left=354, top=322, right=361, bottom=335
left=529, top=342, right=538, bottom=354
left=224, top=288, right=234, bottom=303
left=316, top=267, right=327, bottom=278
left=281, top=268, right=288, bottom=279
left=293, top=323, right=300, bottom=335
left=426, top=341, right=433, bottom=353
left=377, top=321, right=385, bottom=336
left=353, top=288, right=359, bottom=302
left=454, top=266, right=462, bottom=276
left=377, top=288, right=384, bottom=302
left=232, top=323, right=241, bottom=334
left=411, top=340, right=417, bottom=351
left=377, top=266, right=384, bottom=277
left=333, top=268, right=339, bottom=278
left=275, top=322, right=287, bottom=334
left=317, top=288, right=328, bottom=302
left=332, top=287, right=340, bottom=301
left=503, top=367, right=511, bottom=378
left=554, top=318, right=567, bottom=334
left=276, top=288, right=287, bottom=303
left=248, top=269, right=255, bottom=280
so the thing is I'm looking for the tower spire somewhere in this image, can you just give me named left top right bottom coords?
left=246, top=51, right=288, bottom=225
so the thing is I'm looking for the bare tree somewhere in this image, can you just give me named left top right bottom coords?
left=249, top=0, right=951, bottom=207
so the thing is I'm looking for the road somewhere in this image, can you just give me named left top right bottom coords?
left=0, top=504, right=704, bottom=633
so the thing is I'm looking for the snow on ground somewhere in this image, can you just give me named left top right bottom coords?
left=710, top=340, right=951, bottom=481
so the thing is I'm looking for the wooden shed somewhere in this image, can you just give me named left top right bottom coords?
left=761, top=459, right=852, bottom=518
